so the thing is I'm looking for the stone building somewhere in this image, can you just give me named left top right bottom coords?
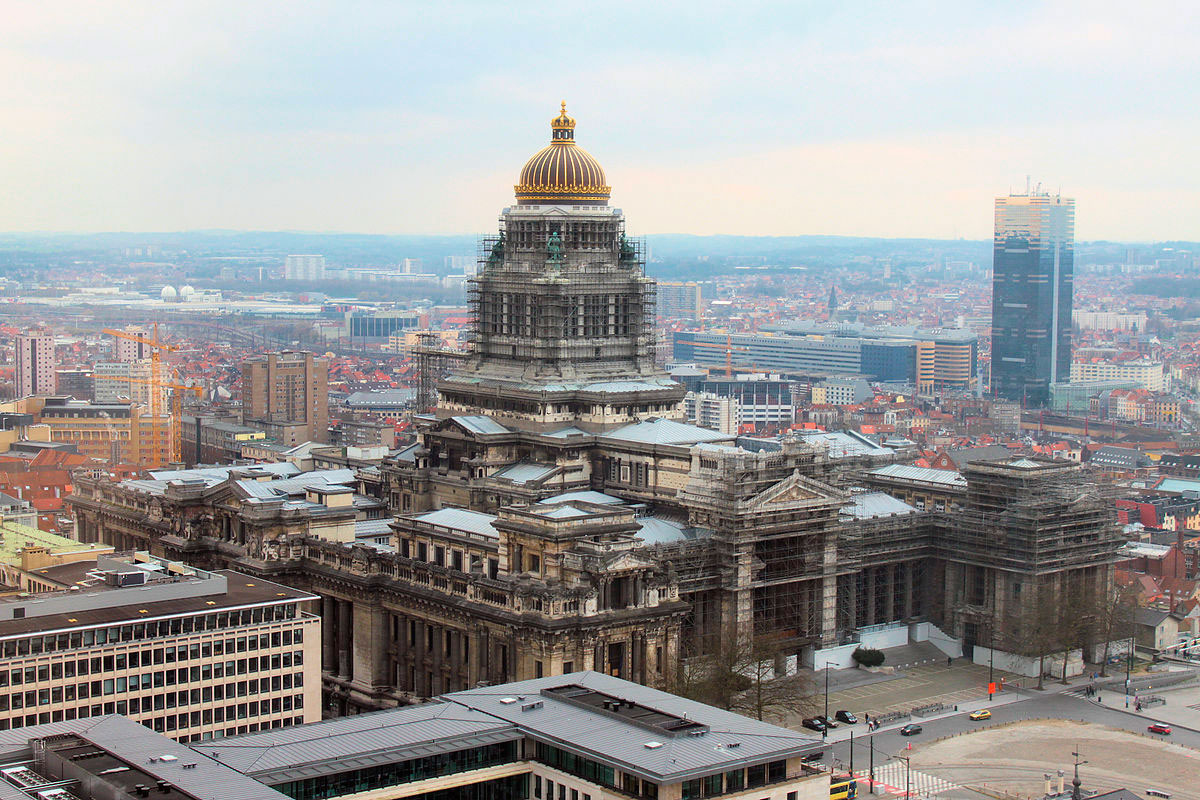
left=69, top=105, right=1121, bottom=715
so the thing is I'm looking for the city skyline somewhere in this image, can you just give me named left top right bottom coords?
left=3, top=2, right=1198, bottom=240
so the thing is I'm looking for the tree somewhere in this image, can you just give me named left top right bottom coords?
left=669, top=632, right=818, bottom=722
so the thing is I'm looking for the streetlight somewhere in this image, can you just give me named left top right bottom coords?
left=898, top=754, right=911, bottom=800
left=823, top=662, right=834, bottom=740
left=1125, top=640, right=1132, bottom=708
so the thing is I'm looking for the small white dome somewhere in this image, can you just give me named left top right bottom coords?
left=160, top=286, right=178, bottom=300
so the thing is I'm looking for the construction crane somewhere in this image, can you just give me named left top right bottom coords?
left=685, top=334, right=751, bottom=377
left=102, top=325, right=178, bottom=419
left=107, top=373, right=202, bottom=464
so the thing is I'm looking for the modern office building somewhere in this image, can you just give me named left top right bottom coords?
left=284, top=255, right=326, bottom=282
left=990, top=190, right=1075, bottom=406
left=657, top=281, right=703, bottom=319
left=0, top=671, right=829, bottom=800
left=53, top=369, right=93, bottom=402
left=14, top=335, right=55, bottom=399
left=675, top=323, right=978, bottom=393
left=344, top=309, right=422, bottom=341
left=242, top=351, right=329, bottom=444
left=0, top=551, right=319, bottom=739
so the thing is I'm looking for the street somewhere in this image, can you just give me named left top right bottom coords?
left=815, top=690, right=1200, bottom=798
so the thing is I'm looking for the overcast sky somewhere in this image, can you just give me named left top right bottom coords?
left=3, top=1, right=1197, bottom=240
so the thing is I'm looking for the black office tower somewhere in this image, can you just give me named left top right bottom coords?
left=990, top=191, right=1074, bottom=406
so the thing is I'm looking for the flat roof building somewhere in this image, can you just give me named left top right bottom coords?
left=0, top=552, right=320, bottom=741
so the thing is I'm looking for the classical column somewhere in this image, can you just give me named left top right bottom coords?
left=413, top=621, right=427, bottom=696
left=903, top=562, right=915, bottom=619
left=337, top=600, right=353, bottom=680
left=321, top=596, right=337, bottom=674
left=865, top=568, right=877, bottom=626
left=883, top=564, right=896, bottom=622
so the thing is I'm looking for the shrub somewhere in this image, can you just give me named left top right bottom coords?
left=852, top=647, right=885, bottom=667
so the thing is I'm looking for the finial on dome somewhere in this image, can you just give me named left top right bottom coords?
left=561, top=100, right=567, bottom=115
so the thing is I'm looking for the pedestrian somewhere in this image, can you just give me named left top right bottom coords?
left=947, top=656, right=953, bottom=667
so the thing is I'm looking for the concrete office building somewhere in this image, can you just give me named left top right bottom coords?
left=1069, top=360, right=1165, bottom=392
left=991, top=190, right=1075, bottom=406
left=0, top=551, right=319, bottom=740
left=657, top=281, right=703, bottom=319
left=242, top=351, right=329, bottom=445
left=14, top=335, right=55, bottom=399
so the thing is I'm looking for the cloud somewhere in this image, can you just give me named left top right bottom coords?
left=0, top=1, right=1197, bottom=237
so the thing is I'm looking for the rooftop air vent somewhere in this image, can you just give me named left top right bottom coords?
left=644, top=742, right=664, bottom=749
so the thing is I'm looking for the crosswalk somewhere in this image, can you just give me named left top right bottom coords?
left=862, top=762, right=959, bottom=796
left=1063, top=686, right=1090, bottom=699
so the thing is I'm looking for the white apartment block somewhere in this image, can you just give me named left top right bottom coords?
left=1070, top=360, right=1165, bottom=392
left=284, top=255, right=326, bottom=282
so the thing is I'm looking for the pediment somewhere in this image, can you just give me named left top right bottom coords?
left=744, top=470, right=844, bottom=509
left=603, top=551, right=656, bottom=573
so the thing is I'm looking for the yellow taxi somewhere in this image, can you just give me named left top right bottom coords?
left=968, top=709, right=992, bottom=721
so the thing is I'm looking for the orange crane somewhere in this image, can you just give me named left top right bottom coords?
left=103, top=325, right=178, bottom=418
left=686, top=333, right=751, bottom=377
left=105, top=373, right=202, bottom=464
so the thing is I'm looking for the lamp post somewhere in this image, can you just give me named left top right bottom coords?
left=899, top=754, right=911, bottom=800
left=823, top=662, right=834, bottom=740
left=1125, top=640, right=1132, bottom=708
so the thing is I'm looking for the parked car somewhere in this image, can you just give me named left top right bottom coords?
left=899, top=723, right=923, bottom=736
left=968, top=709, right=992, bottom=721
left=802, top=717, right=827, bottom=732
left=801, top=751, right=826, bottom=764
left=1147, top=723, right=1172, bottom=735
left=835, top=710, right=858, bottom=724
left=819, top=716, right=839, bottom=729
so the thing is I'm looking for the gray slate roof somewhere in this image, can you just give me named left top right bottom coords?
left=868, top=463, right=967, bottom=488
left=412, top=507, right=500, bottom=539
left=843, top=491, right=918, bottom=519
left=602, top=418, right=732, bottom=445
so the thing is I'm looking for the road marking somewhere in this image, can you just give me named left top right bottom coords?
left=864, top=763, right=959, bottom=796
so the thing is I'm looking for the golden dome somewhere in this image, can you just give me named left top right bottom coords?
left=515, top=102, right=611, bottom=206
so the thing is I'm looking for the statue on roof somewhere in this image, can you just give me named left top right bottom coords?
left=547, top=231, right=565, bottom=264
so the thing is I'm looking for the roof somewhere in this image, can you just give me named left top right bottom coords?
left=0, top=569, right=314, bottom=638
left=634, top=516, right=692, bottom=544
left=411, top=507, right=499, bottom=539
left=867, top=463, right=967, bottom=488
left=442, top=672, right=820, bottom=782
left=0, top=521, right=109, bottom=565
left=450, top=415, right=510, bottom=435
left=602, top=418, right=732, bottom=446
left=799, top=431, right=892, bottom=458
left=196, top=701, right=518, bottom=783
left=491, top=461, right=558, bottom=485
left=0, top=715, right=289, bottom=800
left=843, top=491, right=918, bottom=519
left=539, top=490, right=625, bottom=505
left=945, top=445, right=1012, bottom=467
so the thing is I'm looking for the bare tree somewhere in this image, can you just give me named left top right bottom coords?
left=669, top=632, right=817, bottom=722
